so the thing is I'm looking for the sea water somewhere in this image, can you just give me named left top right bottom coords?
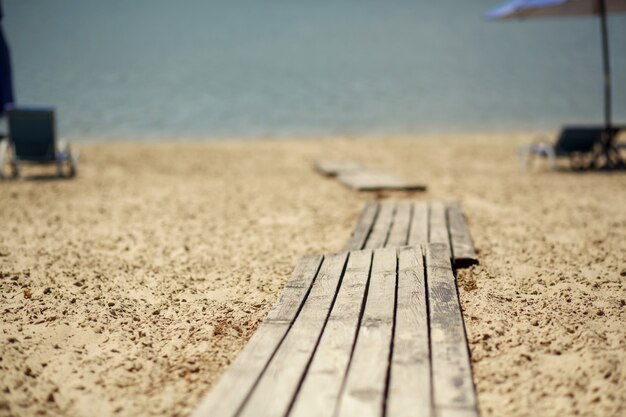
left=4, top=0, right=626, bottom=140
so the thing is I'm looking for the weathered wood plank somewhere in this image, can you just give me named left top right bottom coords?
left=429, top=202, right=451, bottom=260
left=315, top=160, right=364, bottom=177
left=425, top=244, right=478, bottom=417
left=343, top=203, right=380, bottom=251
left=408, top=202, right=429, bottom=246
left=238, top=252, right=348, bottom=417
left=336, top=248, right=397, bottom=417
left=191, top=255, right=323, bottom=417
left=364, top=202, right=395, bottom=249
left=290, top=250, right=372, bottom=417
left=447, top=202, right=478, bottom=268
left=338, top=170, right=427, bottom=192
left=386, top=201, right=412, bottom=248
left=387, top=246, right=431, bottom=417
left=438, top=408, right=482, bottom=417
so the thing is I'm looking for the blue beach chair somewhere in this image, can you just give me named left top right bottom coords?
left=518, top=126, right=620, bottom=170
left=2, top=107, right=78, bottom=178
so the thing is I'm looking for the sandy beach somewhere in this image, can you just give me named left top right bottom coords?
left=0, top=134, right=624, bottom=417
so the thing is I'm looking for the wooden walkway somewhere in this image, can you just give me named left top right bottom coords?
left=315, top=160, right=427, bottom=192
left=193, top=244, right=479, bottom=417
left=314, top=160, right=364, bottom=177
left=344, top=201, right=478, bottom=268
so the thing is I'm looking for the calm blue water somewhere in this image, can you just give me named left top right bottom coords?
left=3, top=0, right=626, bottom=140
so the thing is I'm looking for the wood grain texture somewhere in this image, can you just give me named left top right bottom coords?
left=336, top=248, right=397, bottom=417
left=438, top=408, right=482, bottom=417
left=425, top=244, right=478, bottom=417
left=446, top=202, right=478, bottom=268
left=429, top=202, right=451, bottom=260
left=238, top=252, right=348, bottom=417
left=290, top=250, right=372, bottom=417
left=364, top=202, right=395, bottom=249
left=408, top=202, right=429, bottom=246
left=386, top=201, right=411, bottom=248
left=387, top=246, right=432, bottom=417
left=343, top=202, right=380, bottom=251
left=191, top=255, right=323, bottom=417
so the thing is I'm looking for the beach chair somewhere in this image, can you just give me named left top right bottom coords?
left=518, top=126, right=617, bottom=170
left=3, top=107, right=78, bottom=178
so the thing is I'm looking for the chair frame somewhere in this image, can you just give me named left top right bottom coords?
left=1, top=108, right=78, bottom=179
left=518, top=126, right=623, bottom=171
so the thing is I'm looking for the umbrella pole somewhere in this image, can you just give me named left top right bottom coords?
left=596, top=0, right=622, bottom=168
left=599, top=0, right=611, bottom=131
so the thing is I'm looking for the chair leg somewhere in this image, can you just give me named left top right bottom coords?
left=0, top=139, right=6, bottom=179
left=67, top=156, right=77, bottom=177
left=57, top=160, right=65, bottom=177
left=10, top=161, right=20, bottom=179
left=546, top=148, right=557, bottom=170
left=607, top=147, right=625, bottom=169
left=67, top=149, right=78, bottom=177
left=57, top=143, right=78, bottom=178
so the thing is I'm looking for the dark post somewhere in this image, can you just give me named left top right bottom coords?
left=598, top=0, right=611, bottom=132
left=596, top=0, right=621, bottom=168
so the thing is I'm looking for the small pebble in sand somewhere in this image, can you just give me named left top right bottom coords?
left=23, top=289, right=32, bottom=299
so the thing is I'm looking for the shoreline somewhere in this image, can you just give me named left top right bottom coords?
left=1, top=134, right=624, bottom=417
left=45, top=129, right=578, bottom=145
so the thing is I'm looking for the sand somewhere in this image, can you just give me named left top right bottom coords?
left=0, top=134, right=624, bottom=417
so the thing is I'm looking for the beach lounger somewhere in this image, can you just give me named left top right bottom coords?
left=518, top=126, right=619, bottom=170
left=3, top=107, right=78, bottom=178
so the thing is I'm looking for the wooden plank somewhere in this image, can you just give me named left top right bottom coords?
left=385, top=201, right=411, bottom=248
left=238, top=252, right=348, bottom=417
left=438, top=408, right=481, bottom=417
left=408, top=202, right=429, bottom=246
left=265, top=256, right=326, bottom=324
left=336, top=248, right=397, bottom=417
left=315, top=160, right=364, bottom=177
left=338, top=170, right=427, bottom=192
left=429, top=202, right=451, bottom=260
left=364, top=202, right=395, bottom=249
left=446, top=202, right=478, bottom=268
left=290, top=250, right=372, bottom=417
left=191, top=255, right=323, bottom=417
left=425, top=244, right=478, bottom=417
left=387, top=246, right=431, bottom=417
left=343, top=203, right=380, bottom=251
